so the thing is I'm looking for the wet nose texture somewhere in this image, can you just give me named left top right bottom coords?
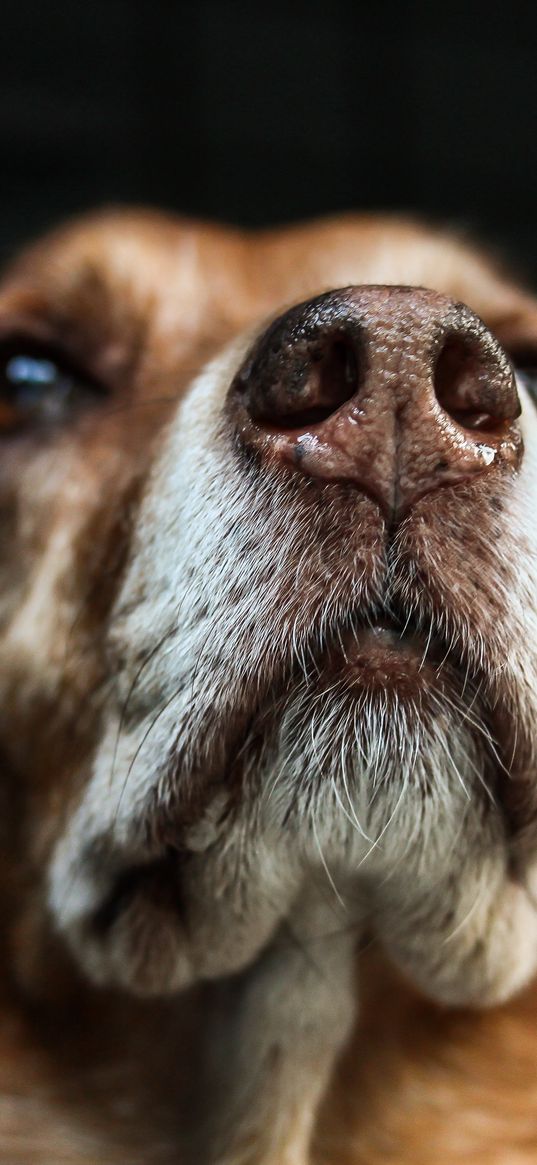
left=228, top=286, right=522, bottom=521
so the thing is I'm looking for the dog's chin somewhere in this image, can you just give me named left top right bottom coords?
left=312, top=611, right=511, bottom=815
left=51, top=598, right=515, bottom=1000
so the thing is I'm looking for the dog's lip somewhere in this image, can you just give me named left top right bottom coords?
left=325, top=609, right=449, bottom=680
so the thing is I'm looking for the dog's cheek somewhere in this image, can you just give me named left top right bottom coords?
left=0, top=436, right=140, bottom=719
left=0, top=443, right=147, bottom=977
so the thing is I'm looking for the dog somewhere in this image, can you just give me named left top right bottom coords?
left=1, top=209, right=537, bottom=1164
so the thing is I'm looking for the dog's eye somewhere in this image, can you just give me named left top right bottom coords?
left=0, top=339, right=105, bottom=432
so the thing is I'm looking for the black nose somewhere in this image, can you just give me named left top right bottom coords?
left=228, top=285, right=522, bottom=520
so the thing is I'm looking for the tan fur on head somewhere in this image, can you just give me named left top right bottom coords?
left=1, top=209, right=537, bottom=1162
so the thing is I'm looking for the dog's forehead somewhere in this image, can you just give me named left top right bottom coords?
left=0, top=212, right=254, bottom=362
left=3, top=210, right=537, bottom=359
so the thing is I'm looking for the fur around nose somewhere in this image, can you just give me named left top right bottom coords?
left=230, top=285, right=522, bottom=520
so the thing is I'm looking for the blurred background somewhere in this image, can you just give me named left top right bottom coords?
left=2, top=0, right=537, bottom=276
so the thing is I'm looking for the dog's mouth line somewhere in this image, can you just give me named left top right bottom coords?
left=314, top=601, right=465, bottom=679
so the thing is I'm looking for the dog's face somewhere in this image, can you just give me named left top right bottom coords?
left=2, top=211, right=537, bottom=1007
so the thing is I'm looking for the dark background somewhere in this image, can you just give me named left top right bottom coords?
left=2, top=0, right=537, bottom=278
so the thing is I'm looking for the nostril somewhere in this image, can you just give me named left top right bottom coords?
left=276, top=336, right=360, bottom=430
left=237, top=328, right=362, bottom=432
left=316, top=336, right=360, bottom=401
left=434, top=335, right=514, bottom=434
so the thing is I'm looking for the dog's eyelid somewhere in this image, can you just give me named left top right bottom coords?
left=0, top=332, right=109, bottom=434
left=0, top=332, right=101, bottom=378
